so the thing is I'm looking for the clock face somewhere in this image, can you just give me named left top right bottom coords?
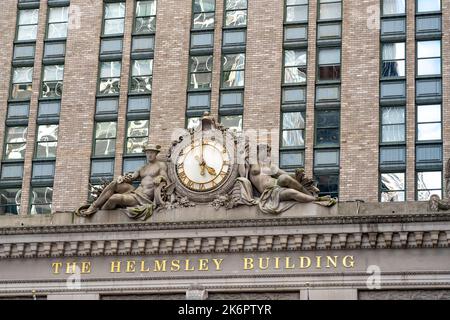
left=176, top=138, right=231, bottom=192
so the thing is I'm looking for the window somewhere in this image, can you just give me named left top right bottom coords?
left=188, top=92, right=210, bottom=110
left=13, top=44, right=36, bottom=60
left=284, top=25, right=307, bottom=42
left=417, top=171, right=442, bottom=200
left=285, top=0, right=308, bottom=23
left=126, top=120, right=149, bottom=154
left=220, top=115, right=243, bottom=132
left=123, top=157, right=146, bottom=174
left=35, top=125, right=58, bottom=159
left=417, top=0, right=441, bottom=13
left=318, top=0, right=341, bottom=20
left=381, top=172, right=405, bottom=202
left=315, top=110, right=339, bottom=147
left=101, top=38, right=123, bottom=55
left=38, top=101, right=61, bottom=118
left=416, top=16, right=441, bottom=34
left=382, top=0, right=405, bottom=15
left=1, top=164, right=24, bottom=180
left=225, top=0, right=247, bottom=27
left=4, top=127, right=27, bottom=160
left=7, top=103, right=29, bottom=119
left=94, top=122, right=117, bottom=156
left=192, top=32, right=214, bottom=48
left=382, top=43, right=405, bottom=78
left=381, top=107, right=405, bottom=143
left=130, top=59, right=153, bottom=94
left=128, top=96, right=151, bottom=113
left=17, top=9, right=39, bottom=41
left=317, top=23, right=341, bottom=40
left=0, top=189, right=21, bottom=215
left=417, top=40, right=441, bottom=76
left=284, top=50, right=307, bottom=84
left=99, top=61, right=121, bottom=95
left=315, top=150, right=339, bottom=167
left=30, top=187, right=53, bottom=215
left=417, top=105, right=441, bottom=141
left=318, top=48, right=340, bottom=81
left=193, top=0, right=215, bottom=29
left=47, top=7, right=69, bottom=39
left=132, top=35, right=154, bottom=52
left=91, top=159, right=115, bottom=178
left=11, top=67, right=33, bottom=100
left=283, top=87, right=306, bottom=104
left=381, top=18, right=406, bottom=35
left=222, top=53, right=245, bottom=88
left=103, top=2, right=126, bottom=36
left=222, top=30, right=246, bottom=47
left=44, top=42, right=66, bottom=58
left=42, top=65, right=64, bottom=98
left=32, top=162, right=55, bottom=180
left=282, top=112, right=305, bottom=148
left=189, top=55, right=213, bottom=89
left=315, top=173, right=339, bottom=198
left=380, top=81, right=406, bottom=99
left=134, top=0, right=157, bottom=34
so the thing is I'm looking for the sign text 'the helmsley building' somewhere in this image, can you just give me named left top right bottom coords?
left=51, top=255, right=356, bottom=275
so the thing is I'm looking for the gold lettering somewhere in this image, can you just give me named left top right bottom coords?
left=110, top=261, right=121, bottom=273
left=274, top=257, right=281, bottom=269
left=81, top=262, right=91, bottom=274
left=126, top=261, right=136, bottom=273
left=141, top=261, right=150, bottom=272
left=258, top=257, right=269, bottom=270
left=212, top=259, right=224, bottom=271
left=326, top=256, right=338, bottom=268
left=52, top=262, right=62, bottom=274
left=66, top=262, right=77, bottom=274
left=343, top=256, right=355, bottom=268
left=243, top=258, right=254, bottom=270
left=154, top=260, right=167, bottom=272
left=299, top=257, right=311, bottom=269
left=285, top=257, right=295, bottom=269
left=185, top=259, right=195, bottom=271
left=198, top=259, right=209, bottom=271
left=316, top=256, right=322, bottom=269
left=171, top=260, right=181, bottom=272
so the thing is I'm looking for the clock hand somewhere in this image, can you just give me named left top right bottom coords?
left=205, top=165, right=217, bottom=176
left=195, top=155, right=207, bottom=176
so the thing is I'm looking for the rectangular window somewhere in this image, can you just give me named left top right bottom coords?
left=315, top=110, right=340, bottom=147
left=318, top=48, right=341, bottom=81
left=35, top=125, right=58, bottom=159
left=17, top=9, right=39, bottom=41
left=220, top=115, right=243, bottom=133
left=11, top=67, right=33, bottom=100
left=225, top=0, right=247, bottom=27
left=191, top=32, right=214, bottom=48
left=13, top=44, right=36, bottom=60
left=318, top=0, right=341, bottom=20
left=7, top=103, right=29, bottom=119
left=94, top=122, right=117, bottom=157
left=285, top=0, right=308, bottom=23
left=381, top=107, right=405, bottom=143
left=42, top=65, right=64, bottom=98
left=134, top=0, right=157, bottom=34
left=91, top=159, right=115, bottom=178
left=222, top=30, right=246, bottom=47
left=381, top=18, right=406, bottom=35
left=126, top=120, right=149, bottom=154
left=417, top=0, right=441, bottom=13
left=1, top=163, right=24, bottom=180
left=417, top=40, right=441, bottom=76
left=4, top=127, right=27, bottom=160
left=280, top=151, right=304, bottom=169
left=381, top=172, right=405, bottom=202
left=193, top=0, right=215, bottom=29
left=222, top=53, right=245, bottom=88
left=130, top=59, right=153, bottom=94
left=284, top=50, right=307, bottom=84
left=284, top=25, right=308, bottom=42
left=47, top=6, right=69, bottom=40
left=101, top=38, right=123, bottom=55
left=30, top=187, right=53, bottom=215
left=103, top=2, right=126, bottom=36
left=315, top=173, right=339, bottom=198
left=417, top=171, right=442, bottom=200
left=382, top=0, right=405, bottom=15
left=317, top=23, right=341, bottom=40
left=0, top=189, right=21, bottom=215
left=99, top=61, right=121, bottom=95
left=123, top=157, right=146, bottom=174
left=382, top=42, right=405, bottom=78
left=132, top=35, right=154, bottom=52
left=189, top=55, right=213, bottom=89
left=380, top=146, right=406, bottom=166
left=417, top=105, right=441, bottom=141
left=282, top=112, right=305, bottom=148
left=128, top=96, right=151, bottom=113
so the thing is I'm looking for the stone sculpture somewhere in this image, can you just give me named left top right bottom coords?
left=76, top=114, right=336, bottom=220
left=429, top=159, right=450, bottom=211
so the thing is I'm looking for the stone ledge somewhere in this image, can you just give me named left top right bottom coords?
left=0, top=201, right=441, bottom=229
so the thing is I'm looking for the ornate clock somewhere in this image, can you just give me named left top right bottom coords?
left=168, top=114, right=239, bottom=203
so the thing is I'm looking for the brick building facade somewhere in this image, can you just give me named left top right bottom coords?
left=0, top=0, right=448, bottom=215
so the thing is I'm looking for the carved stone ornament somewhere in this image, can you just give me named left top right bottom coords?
left=75, top=113, right=336, bottom=221
left=429, top=159, right=450, bottom=212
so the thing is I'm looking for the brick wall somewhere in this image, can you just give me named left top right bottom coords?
left=339, top=0, right=380, bottom=202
